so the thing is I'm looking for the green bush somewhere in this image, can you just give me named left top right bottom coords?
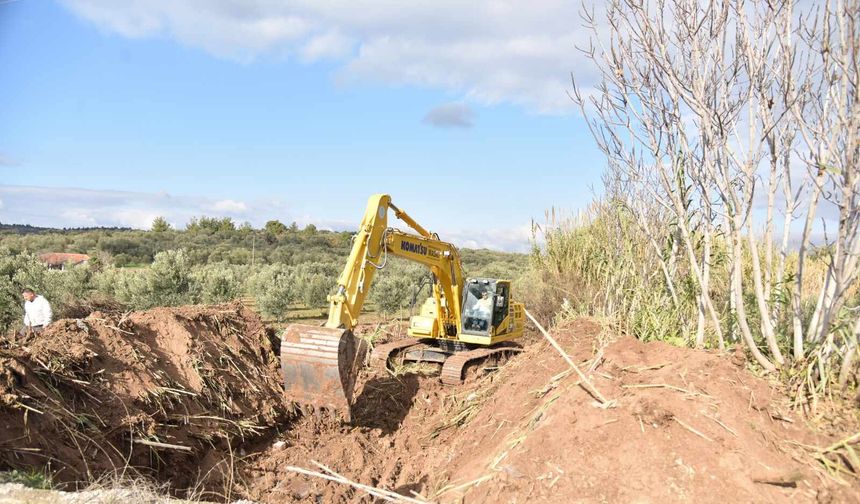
left=296, top=273, right=331, bottom=307
left=191, top=263, right=246, bottom=304
left=144, top=249, right=195, bottom=307
left=248, top=264, right=297, bottom=320
left=291, top=262, right=338, bottom=307
left=93, top=250, right=195, bottom=310
left=370, top=260, right=427, bottom=315
left=0, top=469, right=53, bottom=490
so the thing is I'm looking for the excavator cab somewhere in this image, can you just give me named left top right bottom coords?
left=461, top=278, right=511, bottom=337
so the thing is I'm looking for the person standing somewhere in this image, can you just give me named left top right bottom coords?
left=20, top=287, right=52, bottom=336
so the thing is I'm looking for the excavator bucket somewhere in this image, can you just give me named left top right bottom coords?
left=280, top=324, right=365, bottom=422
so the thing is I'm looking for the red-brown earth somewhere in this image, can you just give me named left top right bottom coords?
left=1, top=305, right=857, bottom=502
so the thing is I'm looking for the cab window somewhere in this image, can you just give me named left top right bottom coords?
left=462, top=281, right=494, bottom=334
left=493, top=283, right=509, bottom=328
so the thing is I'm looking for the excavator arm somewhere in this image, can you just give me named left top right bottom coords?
left=281, top=194, right=465, bottom=420
left=381, top=229, right=465, bottom=337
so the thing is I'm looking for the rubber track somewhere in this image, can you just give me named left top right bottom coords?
left=369, top=338, right=423, bottom=371
left=440, top=343, right=523, bottom=385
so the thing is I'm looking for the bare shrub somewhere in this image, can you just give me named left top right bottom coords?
left=562, top=0, right=859, bottom=403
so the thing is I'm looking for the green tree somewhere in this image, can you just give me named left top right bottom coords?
left=369, top=261, right=426, bottom=315
left=248, top=264, right=297, bottom=320
left=144, top=249, right=195, bottom=307
left=151, top=216, right=172, bottom=232
left=265, top=220, right=288, bottom=236
left=185, top=217, right=201, bottom=232
left=0, top=248, right=92, bottom=330
left=214, top=217, right=237, bottom=233
left=191, top=263, right=244, bottom=303
left=186, top=216, right=236, bottom=233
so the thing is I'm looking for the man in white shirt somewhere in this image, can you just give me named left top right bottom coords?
left=20, top=287, right=52, bottom=337
left=474, top=290, right=494, bottom=318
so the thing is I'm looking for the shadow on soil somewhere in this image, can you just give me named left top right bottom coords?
left=351, top=374, right=420, bottom=435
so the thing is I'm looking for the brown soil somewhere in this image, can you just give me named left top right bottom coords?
left=237, top=320, right=859, bottom=503
left=2, top=308, right=858, bottom=502
left=0, top=303, right=292, bottom=497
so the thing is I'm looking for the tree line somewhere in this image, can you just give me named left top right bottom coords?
left=0, top=219, right=528, bottom=331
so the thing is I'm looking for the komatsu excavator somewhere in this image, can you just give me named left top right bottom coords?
left=281, top=194, right=525, bottom=420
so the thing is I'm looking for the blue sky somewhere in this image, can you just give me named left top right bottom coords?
left=0, top=0, right=605, bottom=251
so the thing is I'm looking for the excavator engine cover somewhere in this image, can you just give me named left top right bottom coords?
left=281, top=324, right=365, bottom=422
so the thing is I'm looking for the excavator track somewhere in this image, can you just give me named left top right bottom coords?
left=371, top=338, right=522, bottom=384
left=369, top=338, right=423, bottom=371
left=440, top=343, right=522, bottom=385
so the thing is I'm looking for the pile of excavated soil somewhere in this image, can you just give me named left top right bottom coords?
left=432, top=321, right=854, bottom=503
left=0, top=303, right=292, bottom=497
left=237, top=320, right=857, bottom=503
left=2, top=307, right=857, bottom=503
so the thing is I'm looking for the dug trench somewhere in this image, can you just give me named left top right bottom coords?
left=1, top=303, right=858, bottom=502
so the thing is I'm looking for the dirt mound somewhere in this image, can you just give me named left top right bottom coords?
left=440, top=320, right=838, bottom=503
left=2, top=311, right=856, bottom=503
left=0, top=303, right=292, bottom=496
left=236, top=320, right=855, bottom=503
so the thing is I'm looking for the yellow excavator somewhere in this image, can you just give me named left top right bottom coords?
left=281, top=194, right=525, bottom=420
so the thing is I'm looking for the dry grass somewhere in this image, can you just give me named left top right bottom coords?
left=529, top=203, right=860, bottom=409
left=83, top=473, right=203, bottom=503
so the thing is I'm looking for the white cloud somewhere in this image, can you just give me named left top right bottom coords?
left=210, top=199, right=248, bottom=213
left=59, top=0, right=595, bottom=112
left=300, top=29, right=354, bottom=62
left=444, top=224, right=533, bottom=253
left=59, top=209, right=98, bottom=226
left=113, top=209, right=164, bottom=230
left=423, top=103, right=475, bottom=128
left=62, top=1, right=312, bottom=60
left=0, top=185, right=531, bottom=251
left=0, top=185, right=265, bottom=230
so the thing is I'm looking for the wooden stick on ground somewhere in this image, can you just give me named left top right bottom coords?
left=621, top=383, right=713, bottom=398
left=133, top=439, right=192, bottom=452
left=702, top=412, right=738, bottom=437
left=524, top=309, right=611, bottom=406
left=283, top=461, right=428, bottom=504
left=672, top=417, right=714, bottom=442
left=434, top=474, right=494, bottom=498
